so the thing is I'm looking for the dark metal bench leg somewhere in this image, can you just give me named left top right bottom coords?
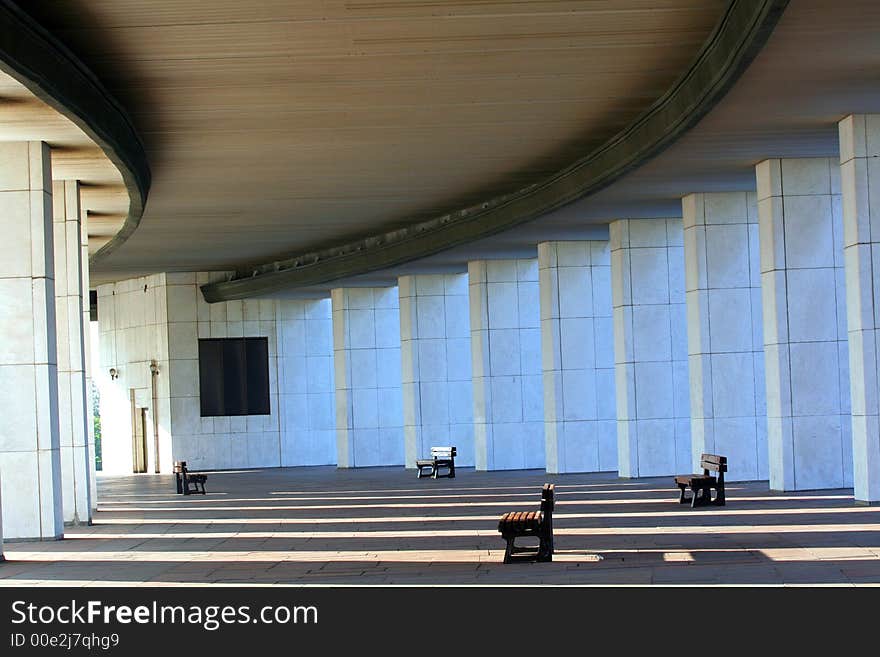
left=503, top=537, right=515, bottom=564
left=678, top=484, right=688, bottom=504
left=537, top=535, right=552, bottom=562
left=693, top=487, right=710, bottom=507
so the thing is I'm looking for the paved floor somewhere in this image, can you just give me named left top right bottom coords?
left=2, top=467, right=879, bottom=586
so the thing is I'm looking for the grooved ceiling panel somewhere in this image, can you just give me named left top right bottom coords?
left=18, top=0, right=726, bottom=281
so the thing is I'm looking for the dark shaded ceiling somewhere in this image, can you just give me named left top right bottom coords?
left=17, top=0, right=727, bottom=283
left=11, top=0, right=880, bottom=298
left=335, top=0, right=880, bottom=293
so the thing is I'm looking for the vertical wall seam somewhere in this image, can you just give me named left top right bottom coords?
left=628, top=223, right=639, bottom=477
left=702, top=199, right=715, bottom=455
left=778, top=161, right=797, bottom=491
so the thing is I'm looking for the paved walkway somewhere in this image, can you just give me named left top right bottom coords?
left=2, top=467, right=879, bottom=585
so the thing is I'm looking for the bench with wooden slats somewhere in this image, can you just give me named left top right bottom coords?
left=415, top=446, right=456, bottom=479
left=173, top=460, right=208, bottom=495
left=497, top=483, right=554, bottom=563
left=674, top=453, right=726, bottom=507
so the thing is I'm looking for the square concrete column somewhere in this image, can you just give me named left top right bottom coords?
left=839, top=115, right=880, bottom=502
left=469, top=259, right=543, bottom=471
left=0, top=141, right=64, bottom=539
left=610, top=218, right=690, bottom=477
left=277, top=298, right=336, bottom=466
left=53, top=180, right=92, bottom=524
left=399, top=274, right=474, bottom=468
left=538, top=241, right=616, bottom=473
left=332, top=287, right=403, bottom=467
left=683, top=192, right=767, bottom=481
left=81, top=211, right=97, bottom=510
left=756, top=157, right=851, bottom=491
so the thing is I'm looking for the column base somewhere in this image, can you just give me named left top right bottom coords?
left=63, top=519, right=93, bottom=528
left=2, top=534, right=64, bottom=543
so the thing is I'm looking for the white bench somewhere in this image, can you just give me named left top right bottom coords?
left=415, top=446, right=456, bottom=479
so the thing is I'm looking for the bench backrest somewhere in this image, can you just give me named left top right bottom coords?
left=175, top=461, right=196, bottom=478
left=431, top=446, right=456, bottom=458
left=540, top=483, right=555, bottom=526
left=700, top=453, right=727, bottom=476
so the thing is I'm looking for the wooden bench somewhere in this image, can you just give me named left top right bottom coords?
left=415, top=446, right=456, bottom=479
left=674, top=453, right=726, bottom=507
left=173, top=460, right=208, bottom=495
left=497, top=483, right=554, bottom=563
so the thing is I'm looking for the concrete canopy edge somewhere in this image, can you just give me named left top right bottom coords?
left=0, top=0, right=150, bottom=267
left=201, top=0, right=789, bottom=303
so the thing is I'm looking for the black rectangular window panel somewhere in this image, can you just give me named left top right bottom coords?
left=198, top=337, right=270, bottom=416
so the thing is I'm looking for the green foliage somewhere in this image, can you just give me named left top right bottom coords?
left=91, top=380, right=102, bottom=471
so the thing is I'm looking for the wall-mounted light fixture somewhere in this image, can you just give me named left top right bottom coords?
left=150, top=361, right=159, bottom=377
left=109, top=367, right=118, bottom=380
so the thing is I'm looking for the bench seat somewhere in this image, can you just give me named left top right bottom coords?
left=674, top=474, right=716, bottom=487
left=498, top=511, right=543, bottom=532
left=173, top=460, right=208, bottom=495
left=498, top=484, right=554, bottom=563
left=416, top=446, right=456, bottom=479
left=674, top=454, right=726, bottom=507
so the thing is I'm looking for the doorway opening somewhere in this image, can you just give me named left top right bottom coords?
left=130, top=389, right=148, bottom=474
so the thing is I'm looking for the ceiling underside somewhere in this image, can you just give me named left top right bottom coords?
left=0, top=71, right=128, bottom=249
left=278, top=0, right=880, bottom=297
left=17, top=0, right=728, bottom=284
left=10, top=0, right=880, bottom=298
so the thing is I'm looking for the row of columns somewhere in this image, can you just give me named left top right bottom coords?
left=330, top=115, right=880, bottom=504
left=4, top=115, right=880, bottom=546
left=0, top=141, right=95, bottom=544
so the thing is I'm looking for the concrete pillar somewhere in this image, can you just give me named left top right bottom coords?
left=682, top=192, right=768, bottom=481
left=53, top=180, right=92, bottom=524
left=756, top=157, right=851, bottom=491
left=610, top=218, right=690, bottom=477
left=839, top=115, right=880, bottom=502
left=399, top=274, right=474, bottom=468
left=332, top=287, right=403, bottom=467
left=538, top=241, right=616, bottom=473
left=81, top=210, right=97, bottom=510
left=277, top=298, right=336, bottom=466
left=0, top=141, right=64, bottom=539
left=469, top=259, right=543, bottom=471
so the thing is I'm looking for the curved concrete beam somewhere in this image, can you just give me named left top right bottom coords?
left=203, top=0, right=788, bottom=303
left=0, top=1, right=150, bottom=265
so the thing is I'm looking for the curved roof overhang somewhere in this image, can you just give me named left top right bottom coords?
left=201, top=0, right=788, bottom=302
left=0, top=0, right=149, bottom=261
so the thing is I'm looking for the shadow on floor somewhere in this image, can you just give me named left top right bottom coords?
left=2, top=467, right=878, bottom=585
